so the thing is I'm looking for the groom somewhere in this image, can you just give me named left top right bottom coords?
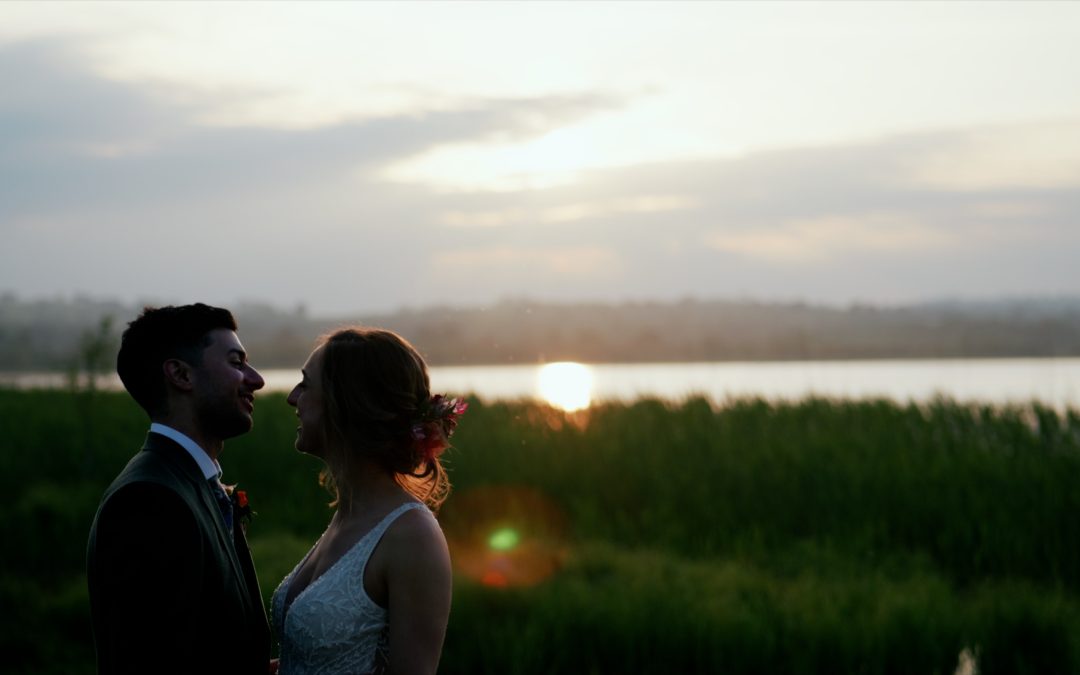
left=87, top=304, right=271, bottom=674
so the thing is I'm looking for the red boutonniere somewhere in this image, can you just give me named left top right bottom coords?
left=225, top=484, right=255, bottom=531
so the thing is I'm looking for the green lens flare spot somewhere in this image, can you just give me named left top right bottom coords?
left=488, top=527, right=520, bottom=551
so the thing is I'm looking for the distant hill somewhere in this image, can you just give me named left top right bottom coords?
left=2, top=292, right=1080, bottom=370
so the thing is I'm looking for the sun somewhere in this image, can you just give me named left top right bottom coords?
left=537, top=362, right=594, bottom=412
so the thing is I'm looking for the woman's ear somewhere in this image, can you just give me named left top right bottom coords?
left=163, top=358, right=195, bottom=392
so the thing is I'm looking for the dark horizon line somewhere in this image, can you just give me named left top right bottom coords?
left=5, top=289, right=1080, bottom=321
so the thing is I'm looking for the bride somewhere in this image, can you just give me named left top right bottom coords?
left=271, top=328, right=465, bottom=674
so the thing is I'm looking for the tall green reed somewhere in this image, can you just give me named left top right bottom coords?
left=3, top=388, right=1080, bottom=673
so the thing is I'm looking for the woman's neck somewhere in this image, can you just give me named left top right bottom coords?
left=333, top=459, right=406, bottom=519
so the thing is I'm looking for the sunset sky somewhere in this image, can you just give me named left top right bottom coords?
left=2, top=1, right=1079, bottom=315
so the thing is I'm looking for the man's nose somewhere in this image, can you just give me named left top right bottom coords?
left=247, top=365, right=266, bottom=390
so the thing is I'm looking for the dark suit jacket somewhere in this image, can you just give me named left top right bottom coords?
left=87, top=433, right=271, bottom=674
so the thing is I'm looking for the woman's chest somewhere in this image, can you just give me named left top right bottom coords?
left=287, top=529, right=363, bottom=601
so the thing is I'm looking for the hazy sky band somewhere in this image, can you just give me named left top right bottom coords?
left=1, top=2, right=1078, bottom=313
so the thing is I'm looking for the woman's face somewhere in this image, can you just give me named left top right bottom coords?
left=286, top=346, right=325, bottom=457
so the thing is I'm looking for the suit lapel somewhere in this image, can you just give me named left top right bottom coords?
left=234, top=522, right=270, bottom=626
left=198, top=480, right=249, bottom=591
left=143, top=434, right=252, bottom=613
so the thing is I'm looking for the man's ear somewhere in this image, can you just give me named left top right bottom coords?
left=163, top=359, right=195, bottom=392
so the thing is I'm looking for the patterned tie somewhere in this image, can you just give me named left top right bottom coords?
left=210, top=479, right=234, bottom=532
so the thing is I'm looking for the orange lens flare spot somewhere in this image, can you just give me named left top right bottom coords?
left=481, top=570, right=509, bottom=588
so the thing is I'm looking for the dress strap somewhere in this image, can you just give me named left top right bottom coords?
left=367, top=502, right=430, bottom=545
left=354, top=502, right=431, bottom=582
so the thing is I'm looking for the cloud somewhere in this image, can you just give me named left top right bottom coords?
left=0, top=39, right=621, bottom=221
left=704, top=215, right=955, bottom=263
left=405, top=120, right=1079, bottom=305
left=439, top=196, right=697, bottom=228
left=433, top=246, right=622, bottom=279
left=0, top=39, right=635, bottom=311
left=2, top=38, right=1079, bottom=312
left=906, top=120, right=1080, bottom=190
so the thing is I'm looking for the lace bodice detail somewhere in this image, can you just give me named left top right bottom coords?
left=271, top=502, right=429, bottom=675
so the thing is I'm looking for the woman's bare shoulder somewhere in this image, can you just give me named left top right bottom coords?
left=384, top=505, right=447, bottom=550
left=364, top=502, right=450, bottom=607
left=375, top=505, right=447, bottom=575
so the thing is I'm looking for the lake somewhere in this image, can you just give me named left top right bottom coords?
left=3, top=357, right=1079, bottom=410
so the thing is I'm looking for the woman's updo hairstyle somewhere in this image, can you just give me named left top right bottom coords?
left=317, top=327, right=453, bottom=510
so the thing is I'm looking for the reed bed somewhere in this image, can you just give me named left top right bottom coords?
left=2, top=388, right=1078, bottom=673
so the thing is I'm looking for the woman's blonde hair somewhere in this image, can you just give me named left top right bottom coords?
left=316, top=327, right=453, bottom=510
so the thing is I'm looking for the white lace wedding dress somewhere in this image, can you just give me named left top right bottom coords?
left=272, top=502, right=429, bottom=675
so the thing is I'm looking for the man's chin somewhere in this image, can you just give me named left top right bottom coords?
left=212, top=417, right=255, bottom=441
left=196, top=402, right=255, bottom=441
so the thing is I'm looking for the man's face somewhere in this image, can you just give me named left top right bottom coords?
left=191, top=328, right=265, bottom=441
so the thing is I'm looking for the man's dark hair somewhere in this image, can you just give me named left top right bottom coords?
left=116, top=303, right=237, bottom=417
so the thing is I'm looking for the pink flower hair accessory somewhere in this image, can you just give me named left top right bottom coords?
left=410, top=395, right=468, bottom=461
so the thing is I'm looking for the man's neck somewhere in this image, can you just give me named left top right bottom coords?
left=152, top=415, right=224, bottom=461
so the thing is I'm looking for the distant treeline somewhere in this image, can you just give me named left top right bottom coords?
left=3, top=292, right=1080, bottom=369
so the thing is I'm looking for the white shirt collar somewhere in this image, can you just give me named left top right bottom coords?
left=149, top=422, right=222, bottom=482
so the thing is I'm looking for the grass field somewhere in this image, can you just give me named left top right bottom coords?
left=2, top=388, right=1079, bottom=674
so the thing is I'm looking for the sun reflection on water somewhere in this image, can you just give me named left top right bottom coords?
left=537, top=361, right=594, bottom=411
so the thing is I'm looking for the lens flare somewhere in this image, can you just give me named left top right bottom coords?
left=480, top=570, right=509, bottom=588
left=537, top=361, right=594, bottom=411
left=488, top=527, right=520, bottom=551
left=441, top=485, right=567, bottom=589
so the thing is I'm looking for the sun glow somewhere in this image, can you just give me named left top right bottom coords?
left=537, top=362, right=594, bottom=412
left=384, top=130, right=596, bottom=192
